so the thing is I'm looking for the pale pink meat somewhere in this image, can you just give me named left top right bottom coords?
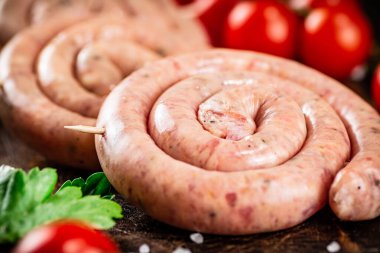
left=149, top=73, right=309, bottom=171
left=0, top=11, right=209, bottom=169
left=95, top=49, right=380, bottom=234
left=0, top=0, right=209, bottom=45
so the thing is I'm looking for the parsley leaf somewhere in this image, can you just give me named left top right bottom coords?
left=0, top=165, right=17, bottom=207
left=58, top=172, right=115, bottom=199
left=0, top=166, right=123, bottom=244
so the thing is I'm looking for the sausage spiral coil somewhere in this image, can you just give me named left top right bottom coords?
left=0, top=13, right=209, bottom=169
left=96, top=49, right=380, bottom=234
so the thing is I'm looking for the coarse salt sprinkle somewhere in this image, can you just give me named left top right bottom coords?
left=326, top=241, right=341, bottom=252
left=172, top=246, right=192, bottom=253
left=139, top=243, right=150, bottom=253
left=190, top=232, right=204, bottom=244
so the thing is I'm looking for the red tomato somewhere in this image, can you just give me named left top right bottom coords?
left=13, top=220, right=119, bottom=253
left=309, top=0, right=359, bottom=9
left=287, top=0, right=358, bottom=12
left=287, top=0, right=312, bottom=11
left=223, top=0, right=299, bottom=59
left=197, top=0, right=239, bottom=46
left=300, top=5, right=372, bottom=80
left=372, top=65, right=380, bottom=111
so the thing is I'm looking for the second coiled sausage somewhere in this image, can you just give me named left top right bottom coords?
left=0, top=12, right=209, bottom=169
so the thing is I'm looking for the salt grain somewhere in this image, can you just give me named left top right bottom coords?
left=172, top=246, right=192, bottom=253
left=139, top=243, right=150, bottom=253
left=190, top=232, right=204, bottom=244
left=326, top=241, right=341, bottom=252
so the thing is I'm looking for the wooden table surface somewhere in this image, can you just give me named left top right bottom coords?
left=0, top=81, right=379, bottom=253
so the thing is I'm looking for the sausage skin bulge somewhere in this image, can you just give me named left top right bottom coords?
left=96, top=49, right=380, bottom=234
left=0, top=4, right=209, bottom=169
left=0, top=0, right=204, bottom=43
left=0, top=0, right=123, bottom=43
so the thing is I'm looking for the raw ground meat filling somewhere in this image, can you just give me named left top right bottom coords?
left=96, top=49, right=380, bottom=234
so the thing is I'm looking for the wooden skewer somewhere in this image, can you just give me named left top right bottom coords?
left=64, top=125, right=105, bottom=135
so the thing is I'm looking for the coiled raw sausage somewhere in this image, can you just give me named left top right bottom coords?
left=96, top=49, right=380, bottom=234
left=0, top=13, right=209, bottom=169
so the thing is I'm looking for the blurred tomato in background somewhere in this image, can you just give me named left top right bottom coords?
left=223, top=0, right=298, bottom=59
left=198, top=0, right=239, bottom=46
left=288, top=0, right=359, bottom=11
left=299, top=3, right=372, bottom=80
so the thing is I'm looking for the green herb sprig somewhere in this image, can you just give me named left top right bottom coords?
left=0, top=166, right=123, bottom=244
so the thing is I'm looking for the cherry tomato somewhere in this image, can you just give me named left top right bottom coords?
left=287, top=0, right=313, bottom=11
left=197, top=0, right=239, bottom=46
left=309, top=0, right=359, bottom=9
left=300, top=5, right=372, bottom=80
left=13, top=220, right=119, bottom=253
left=223, top=0, right=299, bottom=59
left=287, top=0, right=359, bottom=12
left=372, top=65, right=380, bottom=111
